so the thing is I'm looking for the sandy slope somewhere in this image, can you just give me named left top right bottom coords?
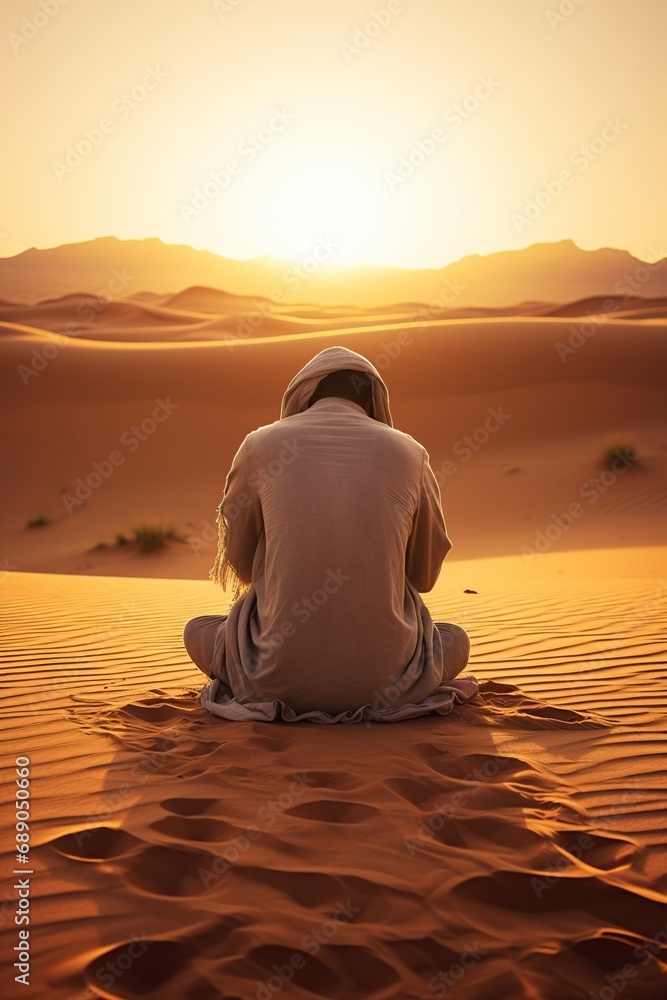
left=1, top=549, right=666, bottom=999
left=0, top=291, right=552, bottom=343
left=1, top=237, right=665, bottom=308
left=1, top=290, right=666, bottom=997
left=1, top=305, right=666, bottom=579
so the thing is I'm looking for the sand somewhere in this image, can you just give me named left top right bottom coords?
left=1, top=551, right=666, bottom=999
left=1, top=285, right=667, bottom=998
left=1, top=291, right=666, bottom=578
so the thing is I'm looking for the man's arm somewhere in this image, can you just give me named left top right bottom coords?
left=405, top=449, right=452, bottom=592
left=219, top=435, right=263, bottom=585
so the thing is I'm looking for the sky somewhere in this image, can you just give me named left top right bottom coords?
left=1, top=0, right=665, bottom=268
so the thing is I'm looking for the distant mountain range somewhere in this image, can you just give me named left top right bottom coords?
left=0, top=236, right=664, bottom=308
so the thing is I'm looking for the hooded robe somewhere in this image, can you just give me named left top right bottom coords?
left=195, top=345, right=478, bottom=722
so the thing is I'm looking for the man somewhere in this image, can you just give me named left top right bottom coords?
left=184, top=345, right=477, bottom=722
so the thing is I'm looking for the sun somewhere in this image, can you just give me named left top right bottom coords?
left=262, top=158, right=385, bottom=265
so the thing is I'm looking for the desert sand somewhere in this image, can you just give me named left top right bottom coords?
left=1, top=283, right=666, bottom=998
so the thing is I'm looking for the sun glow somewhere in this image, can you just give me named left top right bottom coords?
left=262, top=158, right=386, bottom=265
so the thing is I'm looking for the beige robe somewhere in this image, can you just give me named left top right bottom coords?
left=193, top=346, right=477, bottom=722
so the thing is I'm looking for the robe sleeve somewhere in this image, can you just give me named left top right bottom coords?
left=220, top=435, right=263, bottom=585
left=405, top=449, right=452, bottom=592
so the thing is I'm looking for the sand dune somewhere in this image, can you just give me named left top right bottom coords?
left=1, top=308, right=665, bottom=579
left=542, top=295, right=667, bottom=319
left=1, top=552, right=665, bottom=999
left=2, top=283, right=666, bottom=998
left=0, top=291, right=461, bottom=343
left=2, top=290, right=665, bottom=352
left=2, top=236, right=665, bottom=307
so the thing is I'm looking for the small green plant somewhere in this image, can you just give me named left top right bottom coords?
left=27, top=515, right=49, bottom=528
left=115, top=532, right=129, bottom=547
left=602, top=442, right=638, bottom=470
left=130, top=522, right=183, bottom=554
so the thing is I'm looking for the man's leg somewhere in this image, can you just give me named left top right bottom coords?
left=183, top=615, right=227, bottom=677
left=435, top=623, right=471, bottom=681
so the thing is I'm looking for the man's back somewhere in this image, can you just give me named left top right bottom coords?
left=186, top=344, right=475, bottom=722
left=220, top=395, right=451, bottom=712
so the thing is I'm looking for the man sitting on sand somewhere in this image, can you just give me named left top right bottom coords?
left=184, top=345, right=477, bottom=722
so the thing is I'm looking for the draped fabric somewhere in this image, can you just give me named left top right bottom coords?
left=191, top=345, right=478, bottom=722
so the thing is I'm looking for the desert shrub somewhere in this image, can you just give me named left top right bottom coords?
left=27, top=515, right=49, bottom=528
left=602, top=442, right=638, bottom=470
left=130, top=522, right=182, bottom=554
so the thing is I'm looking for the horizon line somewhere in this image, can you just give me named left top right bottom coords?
left=1, top=234, right=663, bottom=271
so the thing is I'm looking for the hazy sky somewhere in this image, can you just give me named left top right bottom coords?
left=2, top=0, right=665, bottom=267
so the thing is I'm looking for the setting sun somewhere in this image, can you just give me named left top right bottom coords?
left=262, top=157, right=385, bottom=263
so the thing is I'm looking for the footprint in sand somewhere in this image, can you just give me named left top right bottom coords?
left=48, top=826, right=143, bottom=861
left=160, top=796, right=219, bottom=816
left=385, top=773, right=539, bottom=813
left=123, top=843, right=220, bottom=897
left=238, top=867, right=368, bottom=910
left=150, top=814, right=238, bottom=842
left=476, top=680, right=613, bottom=728
left=416, top=749, right=530, bottom=783
left=243, top=943, right=399, bottom=999
left=83, top=939, right=219, bottom=1000
left=451, top=867, right=667, bottom=933
left=569, top=933, right=666, bottom=974
left=284, top=799, right=377, bottom=823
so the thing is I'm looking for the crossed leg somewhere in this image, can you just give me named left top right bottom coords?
left=435, top=622, right=471, bottom=682
left=183, top=615, right=227, bottom=678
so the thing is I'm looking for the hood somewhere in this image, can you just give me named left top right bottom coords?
left=279, top=345, right=393, bottom=427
